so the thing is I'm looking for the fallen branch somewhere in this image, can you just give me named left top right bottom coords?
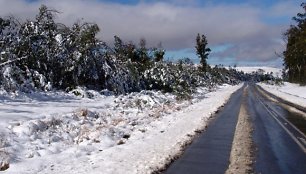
left=0, top=56, right=27, bottom=67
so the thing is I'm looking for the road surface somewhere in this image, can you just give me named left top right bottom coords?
left=165, top=83, right=306, bottom=174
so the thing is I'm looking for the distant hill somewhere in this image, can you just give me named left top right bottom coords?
left=235, top=66, right=282, bottom=78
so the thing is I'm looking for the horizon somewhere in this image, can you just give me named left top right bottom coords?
left=0, top=0, right=303, bottom=67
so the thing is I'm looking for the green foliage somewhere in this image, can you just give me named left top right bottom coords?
left=275, top=78, right=284, bottom=86
left=153, top=42, right=165, bottom=62
left=0, top=5, right=247, bottom=99
left=283, top=3, right=306, bottom=85
left=195, top=33, right=211, bottom=72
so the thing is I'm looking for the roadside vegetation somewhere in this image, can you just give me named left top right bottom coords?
left=0, top=5, right=276, bottom=98
left=283, top=3, right=306, bottom=85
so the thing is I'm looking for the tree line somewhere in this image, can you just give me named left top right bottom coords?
left=283, top=3, right=306, bottom=85
left=0, top=5, right=249, bottom=97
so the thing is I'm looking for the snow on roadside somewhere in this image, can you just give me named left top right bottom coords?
left=1, top=84, right=242, bottom=174
left=258, top=82, right=306, bottom=108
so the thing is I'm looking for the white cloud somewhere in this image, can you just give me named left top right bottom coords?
left=212, top=39, right=285, bottom=61
left=0, top=0, right=300, bottom=63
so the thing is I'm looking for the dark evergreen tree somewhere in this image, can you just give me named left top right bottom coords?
left=195, top=33, right=211, bottom=72
left=283, top=3, right=306, bottom=85
left=126, top=41, right=139, bottom=62
left=153, top=42, right=165, bottom=62
left=138, top=38, right=149, bottom=64
left=113, top=35, right=126, bottom=62
left=0, top=17, right=21, bottom=65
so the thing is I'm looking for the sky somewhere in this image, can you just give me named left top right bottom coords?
left=0, top=0, right=304, bottom=67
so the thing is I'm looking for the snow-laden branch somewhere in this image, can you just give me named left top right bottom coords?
left=0, top=56, right=27, bottom=67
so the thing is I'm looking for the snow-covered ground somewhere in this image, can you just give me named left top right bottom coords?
left=0, top=84, right=242, bottom=173
left=258, top=82, right=306, bottom=108
left=235, top=66, right=282, bottom=78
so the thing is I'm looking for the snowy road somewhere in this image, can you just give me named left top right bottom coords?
left=166, top=84, right=306, bottom=174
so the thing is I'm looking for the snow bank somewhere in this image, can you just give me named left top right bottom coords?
left=258, top=82, right=306, bottom=108
left=1, top=84, right=242, bottom=174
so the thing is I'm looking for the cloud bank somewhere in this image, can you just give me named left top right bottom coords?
left=0, top=0, right=301, bottom=65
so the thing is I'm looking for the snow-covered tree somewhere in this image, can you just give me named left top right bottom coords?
left=0, top=4, right=246, bottom=97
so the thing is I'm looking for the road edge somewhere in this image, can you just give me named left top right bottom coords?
left=256, top=84, right=306, bottom=113
left=155, top=84, right=244, bottom=174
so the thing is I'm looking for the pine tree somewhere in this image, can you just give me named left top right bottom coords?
left=195, top=33, right=211, bottom=71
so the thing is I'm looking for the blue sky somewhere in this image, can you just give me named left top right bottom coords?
left=100, top=0, right=281, bottom=6
left=1, top=0, right=304, bottom=67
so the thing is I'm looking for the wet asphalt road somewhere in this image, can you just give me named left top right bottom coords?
left=166, top=85, right=244, bottom=174
left=248, top=85, right=306, bottom=174
left=165, top=84, right=306, bottom=174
